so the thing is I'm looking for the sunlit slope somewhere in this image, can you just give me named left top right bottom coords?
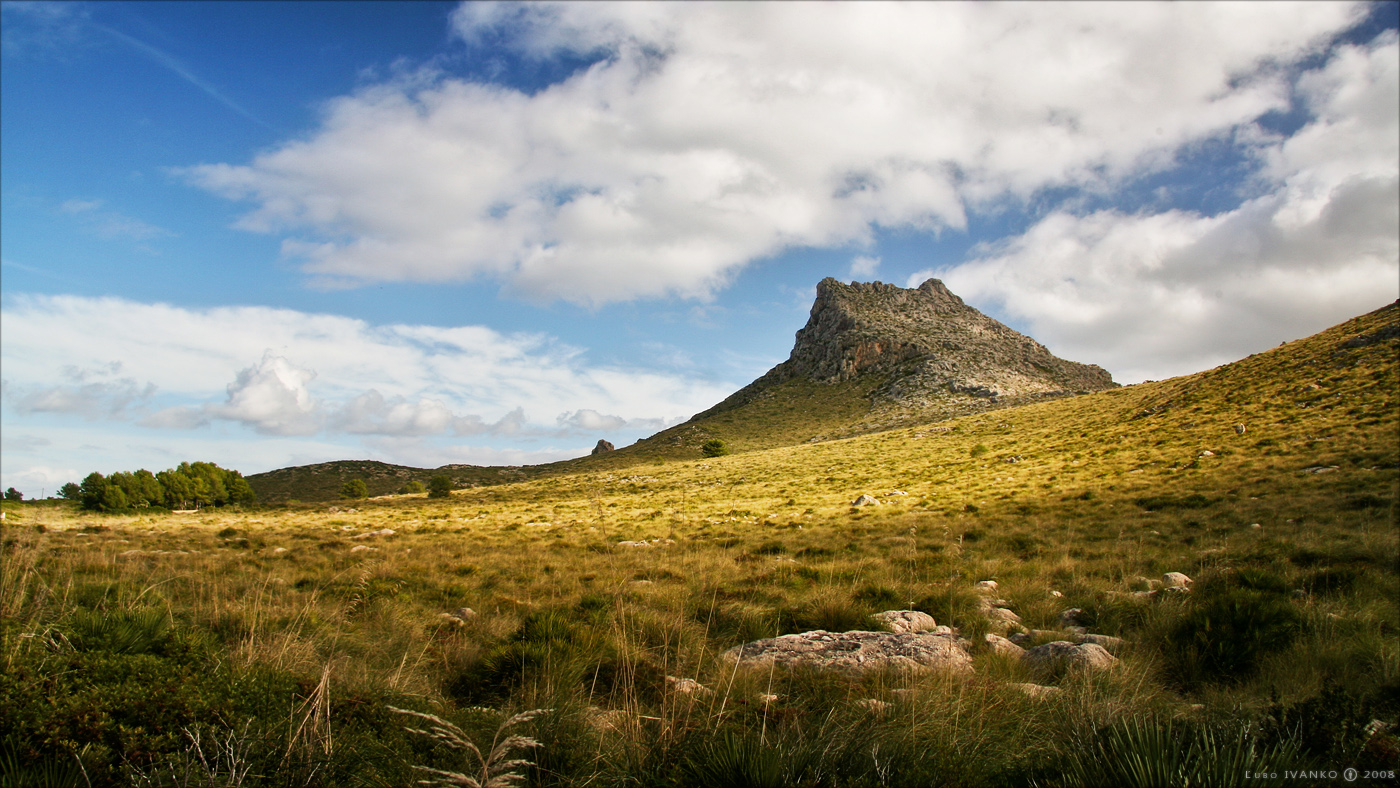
left=451, top=299, right=1397, bottom=531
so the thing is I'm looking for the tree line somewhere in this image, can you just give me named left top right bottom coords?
left=59, top=461, right=256, bottom=512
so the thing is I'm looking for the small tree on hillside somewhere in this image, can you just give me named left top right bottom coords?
left=701, top=439, right=730, bottom=458
left=401, top=480, right=426, bottom=495
left=59, top=482, right=81, bottom=501
left=428, top=475, right=453, bottom=499
left=341, top=479, right=369, bottom=499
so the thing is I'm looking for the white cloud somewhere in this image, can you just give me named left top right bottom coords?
left=183, top=1, right=1363, bottom=305
left=849, top=256, right=880, bottom=279
left=1, top=294, right=733, bottom=437
left=914, top=32, right=1399, bottom=383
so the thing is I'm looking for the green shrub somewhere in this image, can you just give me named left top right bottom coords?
left=1161, top=569, right=1304, bottom=686
left=428, top=476, right=453, bottom=498
left=340, top=479, right=368, bottom=499
left=702, top=439, right=731, bottom=458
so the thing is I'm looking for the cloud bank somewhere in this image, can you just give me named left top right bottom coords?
left=185, top=1, right=1368, bottom=307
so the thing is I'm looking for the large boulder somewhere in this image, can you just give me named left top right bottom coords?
left=722, top=630, right=972, bottom=674
left=1022, top=641, right=1118, bottom=677
left=592, top=439, right=615, bottom=455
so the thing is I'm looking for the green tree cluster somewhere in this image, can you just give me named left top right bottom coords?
left=340, top=479, right=369, bottom=499
left=73, top=461, right=256, bottom=512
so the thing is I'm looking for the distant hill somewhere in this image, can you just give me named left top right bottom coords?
left=246, top=459, right=544, bottom=503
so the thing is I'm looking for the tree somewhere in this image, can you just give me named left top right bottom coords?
left=701, top=439, right=731, bottom=458
left=341, top=479, right=369, bottom=499
left=226, top=474, right=257, bottom=505
left=80, top=472, right=110, bottom=511
left=3, top=488, right=21, bottom=502
left=400, top=480, right=426, bottom=495
left=59, top=482, right=81, bottom=501
left=428, top=476, right=453, bottom=499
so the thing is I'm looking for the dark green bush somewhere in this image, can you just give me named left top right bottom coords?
left=1161, top=569, right=1303, bottom=686
left=702, top=439, right=731, bottom=458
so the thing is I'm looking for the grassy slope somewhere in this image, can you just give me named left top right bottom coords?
left=3, top=301, right=1396, bottom=785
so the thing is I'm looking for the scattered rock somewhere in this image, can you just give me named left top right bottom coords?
left=1022, top=641, right=1118, bottom=676
left=851, top=494, right=880, bottom=507
left=872, top=610, right=938, bottom=633
left=1198, top=450, right=1214, bottom=457
left=983, top=633, right=1026, bottom=657
left=350, top=528, right=395, bottom=539
left=442, top=607, right=477, bottom=623
left=1162, top=572, right=1193, bottom=589
left=1133, top=590, right=1158, bottom=599
left=272, top=547, right=290, bottom=554
left=1048, top=590, right=1064, bottom=598
left=1302, top=466, right=1339, bottom=474
left=974, top=580, right=999, bottom=593
left=350, top=545, right=376, bottom=553
left=666, top=676, right=714, bottom=697
left=1012, top=683, right=1063, bottom=700
left=722, top=630, right=973, bottom=674
left=885, top=490, right=908, bottom=496
left=591, top=439, right=615, bottom=455
left=1234, top=424, right=1247, bottom=435
left=1250, top=523, right=1263, bottom=529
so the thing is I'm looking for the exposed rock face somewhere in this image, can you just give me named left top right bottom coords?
left=872, top=610, right=938, bottom=633
left=1022, top=641, right=1118, bottom=677
left=591, top=439, right=615, bottom=455
left=690, top=278, right=1115, bottom=432
left=721, top=630, right=972, bottom=673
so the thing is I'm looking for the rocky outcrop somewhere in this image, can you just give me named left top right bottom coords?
left=872, top=610, right=938, bottom=633
left=722, top=630, right=972, bottom=673
left=591, top=440, right=615, bottom=455
left=689, top=278, right=1115, bottom=432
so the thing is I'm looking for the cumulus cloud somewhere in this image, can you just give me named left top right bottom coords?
left=1, top=294, right=731, bottom=438
left=849, top=256, right=880, bottom=279
left=915, top=31, right=1399, bottom=383
left=182, top=2, right=1363, bottom=305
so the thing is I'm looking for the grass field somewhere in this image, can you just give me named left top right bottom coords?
left=3, top=303, right=1397, bottom=786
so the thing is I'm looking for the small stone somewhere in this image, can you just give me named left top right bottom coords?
left=1059, top=608, right=1090, bottom=629
left=1077, top=633, right=1125, bottom=651
left=273, top=547, right=290, bottom=554
left=872, top=610, right=938, bottom=633
left=1198, top=450, right=1214, bottom=457
left=852, top=494, right=880, bottom=507
left=666, top=676, right=714, bottom=697
left=974, top=580, right=999, bottom=593
left=1047, top=590, right=1064, bottom=598
left=983, top=633, right=1025, bottom=657
left=350, top=545, right=376, bottom=553
left=1234, top=424, right=1247, bottom=435
left=350, top=528, right=395, bottom=539
left=1250, top=523, right=1262, bottom=529
left=446, top=607, right=477, bottom=622
left=1162, top=572, right=1192, bottom=589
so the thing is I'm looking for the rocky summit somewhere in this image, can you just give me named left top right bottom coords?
left=692, top=277, right=1116, bottom=438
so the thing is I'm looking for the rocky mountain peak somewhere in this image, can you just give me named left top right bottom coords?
left=691, top=277, right=1115, bottom=434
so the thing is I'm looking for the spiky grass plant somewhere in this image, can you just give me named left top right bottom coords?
left=389, top=706, right=551, bottom=788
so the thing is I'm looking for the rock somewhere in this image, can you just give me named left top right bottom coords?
left=616, top=540, right=650, bottom=547
left=757, top=693, right=781, bottom=705
left=1302, top=465, right=1339, bottom=474
left=987, top=607, right=1022, bottom=629
left=931, top=625, right=955, bottom=635
left=974, top=580, right=999, bottom=593
left=1022, top=641, right=1118, bottom=676
left=1250, top=523, right=1263, bottom=529
left=983, top=633, right=1026, bottom=657
left=1059, top=608, right=1090, bottom=629
left=1048, top=590, right=1064, bottom=598
left=1133, top=590, right=1158, bottom=599
left=872, top=610, right=938, bottom=633
left=1234, top=424, right=1247, bottom=435
left=591, top=439, right=615, bottom=455
left=272, top=547, right=290, bottom=554
left=665, top=676, right=714, bottom=697
left=1162, top=572, right=1193, bottom=589
left=350, top=545, right=376, bottom=553
left=886, top=490, right=908, bottom=496
left=1012, top=683, right=1063, bottom=700
left=350, top=528, right=395, bottom=539
left=1076, top=633, right=1125, bottom=651
left=722, top=630, right=973, bottom=674
left=1198, top=450, right=1214, bottom=457
left=851, top=494, right=880, bottom=507
left=444, top=607, right=477, bottom=622
left=855, top=698, right=893, bottom=715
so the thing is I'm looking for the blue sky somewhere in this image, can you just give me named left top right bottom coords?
left=2, top=1, right=1397, bottom=497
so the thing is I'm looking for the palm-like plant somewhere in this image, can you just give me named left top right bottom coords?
left=389, top=706, right=552, bottom=788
